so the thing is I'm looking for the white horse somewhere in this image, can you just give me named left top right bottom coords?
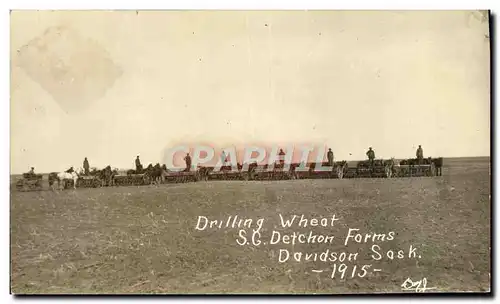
left=50, top=171, right=79, bottom=190
left=75, top=167, right=85, bottom=175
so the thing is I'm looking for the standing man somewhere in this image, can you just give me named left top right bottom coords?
left=327, top=148, right=334, bottom=166
left=135, top=155, right=142, bottom=173
left=28, top=167, right=35, bottom=175
left=184, top=153, right=192, bottom=172
left=416, top=145, right=424, bottom=165
left=83, top=157, right=90, bottom=176
left=366, top=147, right=375, bottom=166
left=278, top=149, right=286, bottom=166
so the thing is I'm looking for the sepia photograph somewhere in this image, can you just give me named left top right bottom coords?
left=9, top=9, right=491, bottom=294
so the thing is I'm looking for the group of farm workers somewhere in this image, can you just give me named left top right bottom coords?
left=24, top=145, right=426, bottom=177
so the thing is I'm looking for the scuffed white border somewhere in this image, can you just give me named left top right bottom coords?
left=2, top=0, right=497, bottom=303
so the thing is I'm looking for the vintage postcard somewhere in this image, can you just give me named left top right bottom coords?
left=10, top=10, right=491, bottom=294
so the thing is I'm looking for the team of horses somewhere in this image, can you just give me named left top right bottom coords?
left=48, top=163, right=171, bottom=190
left=127, top=163, right=170, bottom=185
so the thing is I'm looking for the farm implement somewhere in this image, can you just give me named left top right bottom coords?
left=15, top=173, right=43, bottom=191
left=163, top=171, right=199, bottom=184
left=343, top=160, right=394, bottom=179
left=76, top=176, right=102, bottom=188
left=114, top=174, right=150, bottom=186
left=393, top=157, right=442, bottom=177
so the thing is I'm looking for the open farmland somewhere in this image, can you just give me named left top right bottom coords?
left=10, top=157, right=490, bottom=294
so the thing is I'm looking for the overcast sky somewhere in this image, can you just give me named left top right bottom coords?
left=10, top=10, right=490, bottom=173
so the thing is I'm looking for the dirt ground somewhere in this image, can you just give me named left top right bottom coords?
left=10, top=157, right=490, bottom=294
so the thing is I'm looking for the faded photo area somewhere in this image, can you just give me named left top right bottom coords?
left=10, top=10, right=490, bottom=294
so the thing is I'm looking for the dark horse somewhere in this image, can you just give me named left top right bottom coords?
left=98, top=165, right=117, bottom=187
left=431, top=157, right=444, bottom=176
left=144, top=163, right=168, bottom=185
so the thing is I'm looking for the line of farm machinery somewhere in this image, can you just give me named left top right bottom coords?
left=14, top=157, right=443, bottom=191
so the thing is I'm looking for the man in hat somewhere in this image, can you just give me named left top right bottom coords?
left=28, top=167, right=35, bottom=175
left=327, top=148, right=334, bottom=166
left=184, top=153, right=192, bottom=172
left=278, top=149, right=286, bottom=166
left=416, top=145, right=424, bottom=165
left=366, top=147, right=375, bottom=166
left=83, top=157, right=90, bottom=176
left=135, top=155, right=142, bottom=173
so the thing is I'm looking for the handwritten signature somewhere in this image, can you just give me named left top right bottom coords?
left=401, top=277, right=437, bottom=292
